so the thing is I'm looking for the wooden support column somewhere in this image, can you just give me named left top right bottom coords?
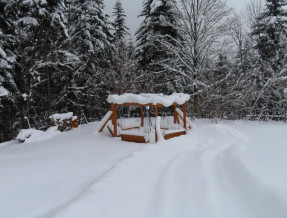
left=141, top=105, right=144, bottom=127
left=155, top=106, right=158, bottom=142
left=99, top=113, right=113, bottom=133
left=173, top=103, right=177, bottom=124
left=111, top=103, right=117, bottom=137
left=183, top=101, right=187, bottom=130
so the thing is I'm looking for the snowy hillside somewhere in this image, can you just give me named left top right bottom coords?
left=1, top=120, right=287, bottom=218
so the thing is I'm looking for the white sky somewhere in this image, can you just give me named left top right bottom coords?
left=105, top=0, right=246, bottom=37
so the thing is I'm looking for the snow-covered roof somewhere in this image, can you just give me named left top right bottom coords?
left=107, top=93, right=190, bottom=107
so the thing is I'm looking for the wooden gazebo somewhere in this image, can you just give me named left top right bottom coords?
left=97, top=93, right=192, bottom=143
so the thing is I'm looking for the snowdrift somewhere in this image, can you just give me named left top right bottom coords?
left=1, top=120, right=287, bottom=218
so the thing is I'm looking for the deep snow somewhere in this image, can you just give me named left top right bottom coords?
left=0, top=120, right=287, bottom=218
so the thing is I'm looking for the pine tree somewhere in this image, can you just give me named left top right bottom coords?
left=251, top=0, right=287, bottom=113
left=109, top=0, right=136, bottom=95
left=0, top=0, right=49, bottom=135
left=68, top=0, right=114, bottom=119
left=135, top=0, right=153, bottom=69
left=0, top=0, right=118, bottom=142
left=24, top=0, right=76, bottom=119
left=0, top=1, right=20, bottom=142
left=0, top=0, right=17, bottom=100
left=135, top=0, right=179, bottom=93
left=252, top=0, right=287, bottom=65
left=6, top=0, right=43, bottom=124
left=113, top=0, right=129, bottom=42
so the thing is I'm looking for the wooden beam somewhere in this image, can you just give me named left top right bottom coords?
left=155, top=106, right=158, bottom=117
left=165, top=131, right=186, bottom=140
left=141, top=105, right=144, bottom=127
left=121, top=134, right=146, bottom=143
left=177, top=109, right=191, bottom=129
left=99, top=112, right=113, bottom=132
left=155, top=106, right=158, bottom=142
left=183, top=101, right=187, bottom=130
left=110, top=103, right=114, bottom=117
left=112, top=104, right=118, bottom=137
left=173, top=104, right=177, bottom=124
left=176, top=114, right=180, bottom=124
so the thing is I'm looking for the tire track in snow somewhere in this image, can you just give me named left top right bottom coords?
left=150, top=131, right=287, bottom=218
left=38, top=144, right=148, bottom=218
left=149, top=143, right=237, bottom=218
left=218, top=144, right=287, bottom=218
left=50, top=139, right=196, bottom=218
left=51, top=124, right=287, bottom=218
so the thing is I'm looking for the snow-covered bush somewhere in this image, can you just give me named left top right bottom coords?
left=16, top=129, right=45, bottom=143
left=16, top=127, right=59, bottom=143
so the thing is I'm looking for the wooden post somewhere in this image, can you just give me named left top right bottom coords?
left=111, top=104, right=114, bottom=123
left=173, top=103, right=177, bottom=124
left=183, top=102, right=187, bottom=130
left=141, top=105, right=144, bottom=127
left=111, top=103, right=114, bottom=131
left=112, top=103, right=117, bottom=137
left=155, top=106, right=158, bottom=142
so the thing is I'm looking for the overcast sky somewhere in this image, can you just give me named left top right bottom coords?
left=105, top=0, right=246, bottom=37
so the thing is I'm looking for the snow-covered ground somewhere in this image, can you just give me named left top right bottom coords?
left=1, top=120, right=287, bottom=218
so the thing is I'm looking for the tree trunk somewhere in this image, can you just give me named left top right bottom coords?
left=16, top=0, right=30, bottom=121
left=193, top=88, right=199, bottom=117
left=46, top=66, right=51, bottom=115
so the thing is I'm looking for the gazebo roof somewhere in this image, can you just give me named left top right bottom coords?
left=107, top=93, right=190, bottom=107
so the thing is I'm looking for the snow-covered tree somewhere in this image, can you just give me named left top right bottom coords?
left=244, top=0, right=264, bottom=32
left=0, top=0, right=17, bottom=101
left=0, top=0, right=51, bottom=134
left=135, top=0, right=180, bottom=93
left=23, top=0, right=75, bottom=119
left=109, top=1, right=137, bottom=95
left=113, top=0, right=129, bottom=42
left=135, top=0, right=152, bottom=68
left=0, top=0, right=20, bottom=141
left=250, top=0, right=287, bottom=112
left=160, top=0, right=231, bottom=116
left=67, top=0, right=114, bottom=119
left=252, top=0, right=287, bottom=65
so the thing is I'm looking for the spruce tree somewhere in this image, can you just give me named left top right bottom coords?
left=135, top=0, right=153, bottom=69
left=113, top=0, right=129, bottom=42
left=69, top=0, right=114, bottom=119
left=252, top=0, right=287, bottom=65
left=0, top=0, right=49, bottom=132
left=26, top=0, right=74, bottom=118
left=110, top=0, right=136, bottom=95
left=0, top=0, right=17, bottom=101
left=251, top=0, right=287, bottom=112
left=0, top=1, right=20, bottom=142
left=135, top=0, right=179, bottom=93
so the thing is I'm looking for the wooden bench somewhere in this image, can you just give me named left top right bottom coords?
left=121, top=134, right=146, bottom=143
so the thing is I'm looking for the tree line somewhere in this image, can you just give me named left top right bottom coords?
left=1, top=0, right=287, bottom=142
